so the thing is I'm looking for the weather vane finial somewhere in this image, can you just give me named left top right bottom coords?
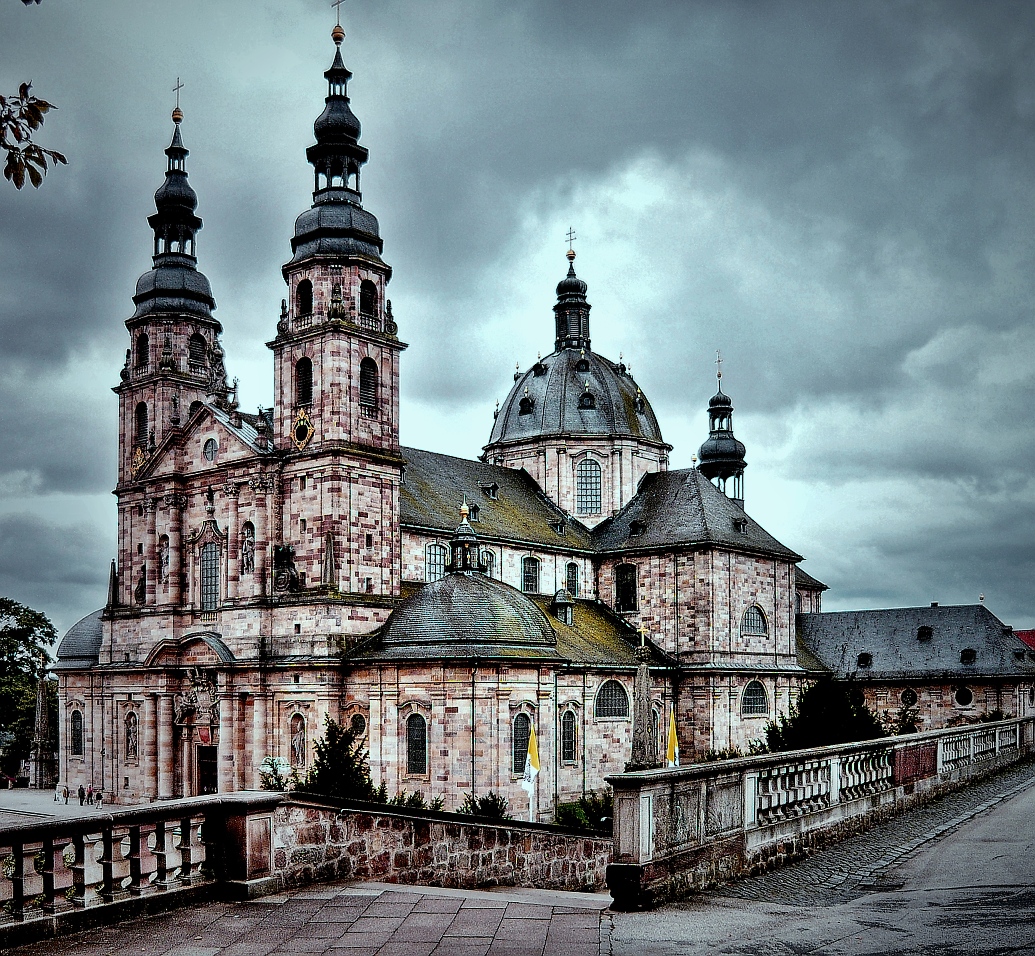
left=172, top=77, right=184, bottom=124
left=565, top=227, right=577, bottom=262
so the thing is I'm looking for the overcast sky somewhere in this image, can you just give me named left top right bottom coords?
left=1, top=0, right=1032, bottom=637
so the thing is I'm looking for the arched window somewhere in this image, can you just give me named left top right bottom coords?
left=795, top=591, right=803, bottom=614
left=70, top=710, right=84, bottom=756
left=290, top=714, right=306, bottom=768
left=200, top=541, right=220, bottom=611
left=134, top=402, right=148, bottom=446
left=188, top=333, right=207, bottom=366
left=296, top=279, right=313, bottom=316
left=522, top=556, right=540, bottom=594
left=742, top=680, right=769, bottom=716
left=135, top=332, right=149, bottom=368
left=426, top=544, right=448, bottom=582
left=561, top=710, right=577, bottom=763
left=512, top=712, right=532, bottom=774
left=406, top=713, right=427, bottom=775
left=481, top=550, right=495, bottom=579
left=566, top=563, right=579, bottom=597
left=595, top=680, right=630, bottom=718
left=615, top=563, right=637, bottom=612
left=740, top=605, right=768, bottom=636
left=359, top=357, right=378, bottom=412
left=125, top=712, right=138, bottom=759
left=350, top=713, right=367, bottom=737
left=188, top=400, right=203, bottom=420
left=651, top=709, right=661, bottom=750
left=295, top=357, right=313, bottom=406
left=575, top=458, right=602, bottom=514
left=359, top=280, right=377, bottom=316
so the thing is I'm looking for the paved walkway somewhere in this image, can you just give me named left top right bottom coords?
left=7, top=760, right=1035, bottom=955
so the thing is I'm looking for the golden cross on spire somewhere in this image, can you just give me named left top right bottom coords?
left=715, top=349, right=723, bottom=382
left=173, top=77, right=184, bottom=110
left=566, top=227, right=577, bottom=251
left=331, top=0, right=345, bottom=25
left=637, top=623, right=647, bottom=648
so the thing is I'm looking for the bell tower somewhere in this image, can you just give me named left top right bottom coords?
left=268, top=21, right=406, bottom=600
left=114, top=103, right=228, bottom=489
left=696, top=355, right=747, bottom=508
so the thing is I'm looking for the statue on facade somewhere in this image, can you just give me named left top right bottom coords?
left=290, top=714, right=306, bottom=768
left=241, top=525, right=255, bottom=573
left=159, top=537, right=170, bottom=581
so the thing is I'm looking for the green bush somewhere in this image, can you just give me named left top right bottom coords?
left=554, top=791, right=612, bottom=834
left=456, top=791, right=511, bottom=819
left=764, top=678, right=885, bottom=752
left=297, top=716, right=374, bottom=799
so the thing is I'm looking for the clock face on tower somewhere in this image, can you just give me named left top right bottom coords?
left=293, top=406, right=315, bottom=451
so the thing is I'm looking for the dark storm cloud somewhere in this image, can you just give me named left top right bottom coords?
left=0, top=1, right=1032, bottom=626
left=0, top=513, right=111, bottom=637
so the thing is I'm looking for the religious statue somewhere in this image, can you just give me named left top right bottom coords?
left=290, top=714, right=306, bottom=768
left=125, top=713, right=139, bottom=760
left=134, top=567, right=146, bottom=605
left=241, top=525, right=255, bottom=573
left=159, top=536, right=170, bottom=581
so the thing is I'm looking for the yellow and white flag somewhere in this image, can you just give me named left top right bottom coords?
left=520, top=723, right=540, bottom=793
left=666, top=709, right=679, bottom=768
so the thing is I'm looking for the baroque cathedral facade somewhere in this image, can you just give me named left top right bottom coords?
left=56, top=24, right=1033, bottom=814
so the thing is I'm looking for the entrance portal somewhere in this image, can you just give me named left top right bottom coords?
left=196, top=745, right=218, bottom=795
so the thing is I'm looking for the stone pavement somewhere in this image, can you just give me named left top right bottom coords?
left=6, top=759, right=1035, bottom=956
left=0, top=787, right=113, bottom=826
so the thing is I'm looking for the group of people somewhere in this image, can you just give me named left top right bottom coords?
left=57, top=783, right=103, bottom=808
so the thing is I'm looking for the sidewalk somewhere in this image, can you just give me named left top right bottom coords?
left=0, top=788, right=111, bottom=825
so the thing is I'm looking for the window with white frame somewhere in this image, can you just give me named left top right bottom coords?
left=595, top=680, right=630, bottom=718
left=561, top=710, right=577, bottom=763
left=512, top=712, right=532, bottom=774
left=741, top=680, right=769, bottom=716
left=575, top=458, right=602, bottom=514
left=426, top=544, right=448, bottom=582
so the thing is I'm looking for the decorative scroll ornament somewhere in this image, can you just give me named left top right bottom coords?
left=292, top=406, right=315, bottom=451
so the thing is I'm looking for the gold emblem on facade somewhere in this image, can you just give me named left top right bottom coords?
left=131, top=445, right=147, bottom=478
left=292, top=406, right=315, bottom=450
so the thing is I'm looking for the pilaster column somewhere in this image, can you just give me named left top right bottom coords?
left=145, top=497, right=159, bottom=604
left=142, top=694, right=157, bottom=801
left=165, top=494, right=187, bottom=606
left=251, top=689, right=267, bottom=789
left=251, top=473, right=274, bottom=597
left=217, top=677, right=235, bottom=793
left=157, top=694, right=174, bottom=799
left=225, top=483, right=240, bottom=600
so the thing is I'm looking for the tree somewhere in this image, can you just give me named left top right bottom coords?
left=299, top=716, right=374, bottom=800
left=3, top=2, right=67, bottom=189
left=0, top=599, right=56, bottom=776
left=764, top=677, right=885, bottom=752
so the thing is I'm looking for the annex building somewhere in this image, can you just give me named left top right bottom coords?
left=54, top=25, right=1035, bottom=814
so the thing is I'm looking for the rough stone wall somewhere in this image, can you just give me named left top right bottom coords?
left=862, top=680, right=1035, bottom=732
left=271, top=802, right=613, bottom=893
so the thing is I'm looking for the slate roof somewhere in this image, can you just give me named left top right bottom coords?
left=795, top=566, right=828, bottom=591
left=348, top=573, right=670, bottom=668
left=486, top=347, right=668, bottom=448
left=592, top=468, right=801, bottom=559
left=797, top=605, right=1035, bottom=680
left=53, top=609, right=104, bottom=670
left=400, top=447, right=594, bottom=550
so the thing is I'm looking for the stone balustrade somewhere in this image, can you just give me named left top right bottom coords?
left=606, top=716, right=1035, bottom=910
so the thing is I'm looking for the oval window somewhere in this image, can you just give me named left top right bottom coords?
left=203, top=438, right=218, bottom=461
left=955, top=686, right=973, bottom=707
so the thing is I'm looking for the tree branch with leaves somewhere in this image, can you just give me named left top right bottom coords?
left=1, top=81, right=67, bottom=189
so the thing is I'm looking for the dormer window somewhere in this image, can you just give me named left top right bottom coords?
left=519, top=391, right=535, bottom=415
left=468, top=504, right=480, bottom=522
left=629, top=520, right=646, bottom=536
left=960, top=648, right=976, bottom=665
left=481, top=482, right=499, bottom=500
left=551, top=520, right=566, bottom=536
left=732, top=518, right=748, bottom=533
left=532, top=359, right=547, bottom=377
left=917, top=626, right=933, bottom=642
left=857, top=652, right=873, bottom=668
left=578, top=389, right=596, bottom=410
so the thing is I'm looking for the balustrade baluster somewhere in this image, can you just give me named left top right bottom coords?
left=128, top=826, right=142, bottom=896
left=100, top=827, right=114, bottom=903
left=70, top=834, right=86, bottom=908
left=153, top=820, right=168, bottom=890
left=178, top=817, right=193, bottom=885
left=40, top=839, right=56, bottom=914
left=9, top=842, right=24, bottom=921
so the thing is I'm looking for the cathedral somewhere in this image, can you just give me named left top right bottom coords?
left=54, top=23, right=1034, bottom=815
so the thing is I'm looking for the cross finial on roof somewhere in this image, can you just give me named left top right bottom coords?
left=566, top=226, right=577, bottom=251
left=331, top=0, right=345, bottom=25
left=715, top=349, right=723, bottom=383
left=173, top=77, right=184, bottom=110
left=637, top=623, right=647, bottom=648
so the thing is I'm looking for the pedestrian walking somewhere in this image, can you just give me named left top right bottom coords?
left=63, top=785, right=69, bottom=805
left=95, top=791, right=103, bottom=809
left=86, top=784, right=93, bottom=805
left=78, top=784, right=85, bottom=806
left=54, top=785, right=61, bottom=802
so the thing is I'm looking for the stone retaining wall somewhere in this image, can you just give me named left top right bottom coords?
left=252, top=801, right=612, bottom=895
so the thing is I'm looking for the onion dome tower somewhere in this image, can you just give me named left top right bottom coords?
left=268, top=19, right=405, bottom=601
left=116, top=104, right=227, bottom=489
left=484, top=246, right=671, bottom=526
left=696, top=363, right=747, bottom=509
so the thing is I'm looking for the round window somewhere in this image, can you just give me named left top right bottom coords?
left=203, top=438, right=218, bottom=461
left=955, top=686, right=973, bottom=707
left=901, top=688, right=918, bottom=707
